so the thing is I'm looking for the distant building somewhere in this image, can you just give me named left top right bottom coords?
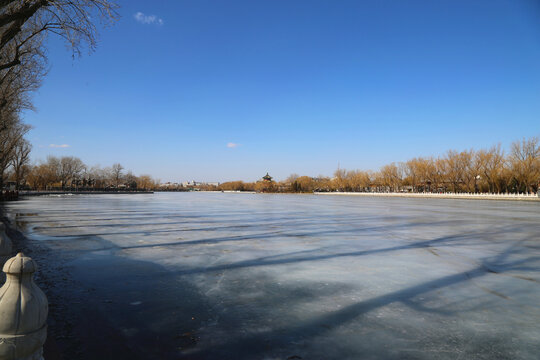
left=255, top=173, right=275, bottom=193
left=159, top=182, right=183, bottom=189
left=181, top=181, right=219, bottom=187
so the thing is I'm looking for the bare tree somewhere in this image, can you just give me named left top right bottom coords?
left=124, top=170, right=137, bottom=189
left=509, top=137, right=540, bottom=193
left=444, top=150, right=473, bottom=193
left=380, top=163, right=402, bottom=192
left=44, top=155, right=60, bottom=184
left=333, top=168, right=347, bottom=191
left=27, top=162, right=54, bottom=190
left=0, top=118, right=29, bottom=187
left=10, top=136, right=30, bottom=188
left=481, top=145, right=505, bottom=193
left=136, top=174, right=156, bottom=190
left=0, top=0, right=119, bottom=72
left=42, top=155, right=84, bottom=188
left=111, top=162, right=123, bottom=188
left=59, top=156, right=85, bottom=188
left=347, top=170, right=371, bottom=192
left=284, top=173, right=300, bottom=185
left=293, top=176, right=315, bottom=193
left=0, top=0, right=118, bottom=126
left=405, top=158, right=421, bottom=192
left=0, top=1, right=118, bottom=193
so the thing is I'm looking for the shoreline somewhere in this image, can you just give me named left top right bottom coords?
left=19, top=190, right=154, bottom=196
left=13, top=190, right=540, bottom=202
left=314, top=191, right=540, bottom=201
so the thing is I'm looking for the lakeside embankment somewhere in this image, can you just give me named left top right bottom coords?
left=165, top=190, right=540, bottom=201
left=19, top=190, right=153, bottom=196
left=14, top=189, right=540, bottom=201
left=315, top=191, right=540, bottom=201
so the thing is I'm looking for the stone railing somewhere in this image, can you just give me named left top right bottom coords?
left=0, top=226, right=48, bottom=360
left=315, top=191, right=540, bottom=200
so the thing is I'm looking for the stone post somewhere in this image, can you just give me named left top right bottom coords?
left=0, top=223, right=12, bottom=267
left=0, top=253, right=48, bottom=360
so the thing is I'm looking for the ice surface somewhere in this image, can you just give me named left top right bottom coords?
left=5, top=193, right=540, bottom=359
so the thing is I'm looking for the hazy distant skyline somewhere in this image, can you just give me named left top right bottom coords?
left=23, top=0, right=540, bottom=182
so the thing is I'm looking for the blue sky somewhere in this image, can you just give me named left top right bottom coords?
left=23, top=0, right=540, bottom=182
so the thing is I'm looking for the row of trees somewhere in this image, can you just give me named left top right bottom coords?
left=8, top=155, right=158, bottom=191
left=0, top=1, right=118, bottom=194
left=9, top=137, right=537, bottom=194
left=218, top=137, right=540, bottom=194
left=217, top=180, right=272, bottom=193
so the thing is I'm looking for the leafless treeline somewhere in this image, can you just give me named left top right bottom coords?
left=21, top=156, right=158, bottom=191
left=331, top=138, right=540, bottom=194
left=218, top=136, right=540, bottom=194
left=0, top=1, right=118, bottom=191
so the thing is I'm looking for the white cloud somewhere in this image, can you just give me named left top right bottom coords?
left=227, top=142, right=240, bottom=148
left=134, top=12, right=163, bottom=25
left=49, top=144, right=70, bottom=148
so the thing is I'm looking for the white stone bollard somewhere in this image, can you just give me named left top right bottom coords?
left=0, top=223, right=12, bottom=267
left=0, top=253, right=48, bottom=360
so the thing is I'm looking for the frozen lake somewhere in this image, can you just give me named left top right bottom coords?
left=4, top=192, right=540, bottom=359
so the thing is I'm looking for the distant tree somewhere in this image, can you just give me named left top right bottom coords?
left=111, top=163, right=123, bottom=188
left=285, top=173, right=300, bottom=184
left=27, top=162, right=53, bottom=190
left=254, top=180, right=276, bottom=193
left=59, top=156, right=85, bottom=188
left=243, top=182, right=256, bottom=191
left=136, top=174, right=153, bottom=190
left=333, top=168, right=347, bottom=191
left=444, top=150, right=473, bottom=193
left=459, top=150, right=475, bottom=192
left=124, top=171, right=137, bottom=189
left=380, top=163, right=402, bottom=192
left=313, top=175, right=332, bottom=192
left=405, top=158, right=421, bottom=192
left=86, top=165, right=107, bottom=188
left=219, top=181, right=245, bottom=191
left=44, top=155, right=60, bottom=185
left=509, top=137, right=540, bottom=193
left=348, top=170, right=371, bottom=192
left=480, top=145, right=505, bottom=193
left=293, top=176, right=315, bottom=193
